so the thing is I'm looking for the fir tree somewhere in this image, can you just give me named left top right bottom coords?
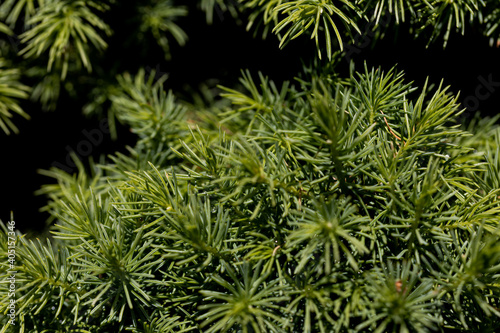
left=1, top=1, right=500, bottom=332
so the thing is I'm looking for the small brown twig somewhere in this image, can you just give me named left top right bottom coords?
left=380, top=110, right=401, bottom=141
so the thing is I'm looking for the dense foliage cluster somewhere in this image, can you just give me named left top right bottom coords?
left=1, top=1, right=500, bottom=332
left=1, top=0, right=499, bottom=124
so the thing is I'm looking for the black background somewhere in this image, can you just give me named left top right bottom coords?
left=1, top=3, right=499, bottom=233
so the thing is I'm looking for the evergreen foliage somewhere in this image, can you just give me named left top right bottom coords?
left=17, top=0, right=111, bottom=79
left=238, top=0, right=500, bottom=58
left=3, top=65, right=500, bottom=331
left=1, top=1, right=500, bottom=332
left=138, top=1, right=188, bottom=60
left=0, top=58, right=30, bottom=134
left=1, top=0, right=499, bottom=131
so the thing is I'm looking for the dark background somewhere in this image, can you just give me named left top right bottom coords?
left=1, top=3, right=499, bottom=233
